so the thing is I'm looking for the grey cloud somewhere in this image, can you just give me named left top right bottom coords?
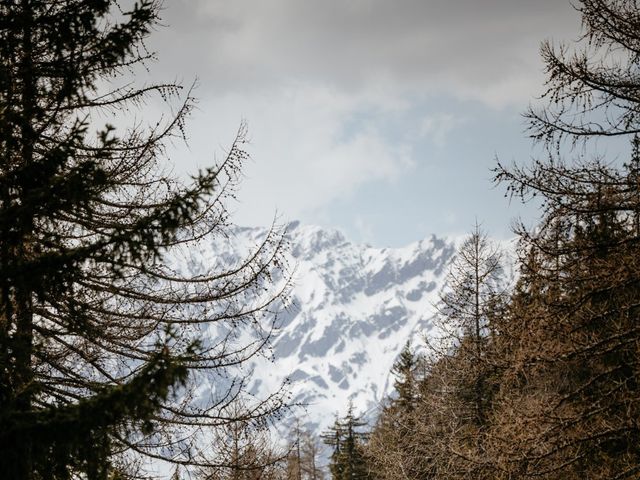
left=129, top=0, right=580, bottom=244
left=150, top=0, right=578, bottom=102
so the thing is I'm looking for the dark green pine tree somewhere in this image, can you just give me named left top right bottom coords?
left=322, top=417, right=345, bottom=480
left=390, top=342, right=419, bottom=415
left=367, top=344, right=435, bottom=480
left=323, top=405, right=370, bottom=480
left=0, top=1, right=289, bottom=479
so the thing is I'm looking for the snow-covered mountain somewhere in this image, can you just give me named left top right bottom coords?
left=202, top=221, right=459, bottom=434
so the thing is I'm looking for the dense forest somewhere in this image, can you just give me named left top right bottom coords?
left=329, top=0, right=640, bottom=478
left=2, top=0, right=640, bottom=479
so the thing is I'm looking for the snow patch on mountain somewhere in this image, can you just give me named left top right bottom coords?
left=187, top=221, right=459, bottom=435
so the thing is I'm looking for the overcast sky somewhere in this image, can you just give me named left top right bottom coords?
left=140, top=0, right=582, bottom=246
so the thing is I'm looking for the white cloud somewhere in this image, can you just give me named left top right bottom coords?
left=162, top=84, right=415, bottom=226
left=419, top=113, right=465, bottom=148
left=354, top=216, right=375, bottom=245
left=135, top=0, right=582, bottom=240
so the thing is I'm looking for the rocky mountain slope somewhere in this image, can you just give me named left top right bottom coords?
left=200, top=221, right=460, bottom=434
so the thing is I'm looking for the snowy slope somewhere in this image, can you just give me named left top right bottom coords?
left=194, top=221, right=459, bottom=435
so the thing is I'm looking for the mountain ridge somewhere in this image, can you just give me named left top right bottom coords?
left=199, top=221, right=460, bottom=434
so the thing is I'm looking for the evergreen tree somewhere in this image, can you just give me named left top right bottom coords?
left=0, top=1, right=289, bottom=478
left=367, top=344, right=434, bottom=480
left=389, top=342, right=419, bottom=415
left=322, top=417, right=345, bottom=480
left=322, top=406, right=369, bottom=480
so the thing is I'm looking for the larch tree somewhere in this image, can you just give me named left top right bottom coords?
left=492, top=0, right=640, bottom=477
left=417, top=224, right=506, bottom=479
left=0, top=1, right=290, bottom=479
left=298, top=428, right=325, bottom=480
left=283, top=419, right=326, bottom=480
left=197, top=398, right=285, bottom=480
left=436, top=224, right=505, bottom=360
left=432, top=224, right=505, bottom=426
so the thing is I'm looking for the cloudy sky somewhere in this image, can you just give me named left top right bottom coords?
left=141, top=0, right=581, bottom=246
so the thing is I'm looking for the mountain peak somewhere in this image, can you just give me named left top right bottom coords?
left=209, top=222, right=458, bottom=433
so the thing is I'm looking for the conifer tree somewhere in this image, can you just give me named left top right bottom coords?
left=0, top=1, right=290, bottom=478
left=282, top=422, right=325, bottom=480
left=367, top=344, right=433, bottom=480
left=436, top=224, right=504, bottom=355
left=322, top=406, right=369, bottom=480
left=198, top=398, right=284, bottom=480
left=407, top=225, right=506, bottom=479
left=491, top=0, right=640, bottom=477
left=299, top=429, right=325, bottom=480
left=389, top=342, right=419, bottom=415
left=433, top=224, right=505, bottom=425
left=286, top=421, right=304, bottom=480
left=322, top=418, right=345, bottom=480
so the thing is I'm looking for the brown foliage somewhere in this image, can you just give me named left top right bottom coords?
left=366, top=3, right=640, bottom=478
